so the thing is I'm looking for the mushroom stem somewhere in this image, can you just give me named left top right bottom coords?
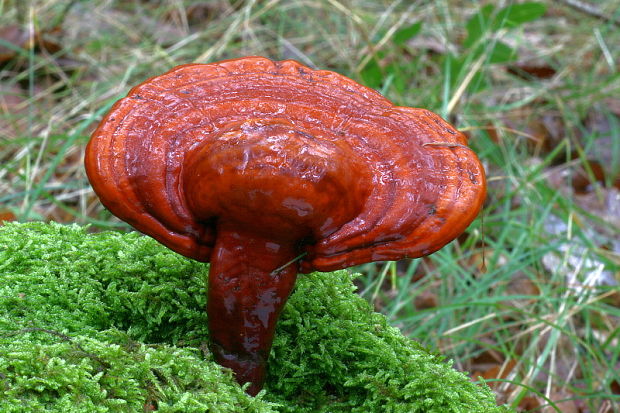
left=207, top=223, right=298, bottom=395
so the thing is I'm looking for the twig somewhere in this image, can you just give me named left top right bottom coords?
left=271, top=252, right=308, bottom=275
left=559, top=0, right=620, bottom=27
left=422, top=142, right=474, bottom=151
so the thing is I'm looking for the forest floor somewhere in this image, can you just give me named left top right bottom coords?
left=1, top=0, right=619, bottom=411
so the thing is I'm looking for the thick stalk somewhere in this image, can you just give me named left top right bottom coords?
left=207, top=223, right=298, bottom=395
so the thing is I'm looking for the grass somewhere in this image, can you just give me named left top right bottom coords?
left=1, top=0, right=620, bottom=411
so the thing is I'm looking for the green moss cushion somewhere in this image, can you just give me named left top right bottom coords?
left=0, top=222, right=509, bottom=412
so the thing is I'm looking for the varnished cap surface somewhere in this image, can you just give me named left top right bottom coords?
left=85, top=56, right=486, bottom=272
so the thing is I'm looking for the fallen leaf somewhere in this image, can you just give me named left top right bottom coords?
left=570, top=160, right=606, bottom=194
left=469, top=343, right=506, bottom=377
left=480, top=359, right=517, bottom=387
left=0, top=84, right=27, bottom=138
left=604, top=98, right=620, bottom=117
left=0, top=210, right=16, bottom=224
left=519, top=396, right=542, bottom=410
left=0, top=24, right=63, bottom=64
left=414, top=290, right=438, bottom=310
left=507, top=63, right=556, bottom=79
left=0, top=25, right=29, bottom=62
left=544, top=390, right=579, bottom=413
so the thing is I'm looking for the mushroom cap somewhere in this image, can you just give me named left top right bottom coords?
left=85, top=56, right=486, bottom=273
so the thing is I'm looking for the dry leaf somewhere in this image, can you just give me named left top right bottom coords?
left=543, top=390, right=580, bottom=413
left=507, top=64, right=557, bottom=80
left=0, top=84, right=27, bottom=137
left=414, top=290, right=438, bottom=310
left=0, top=210, right=16, bottom=224
left=0, top=25, right=29, bottom=62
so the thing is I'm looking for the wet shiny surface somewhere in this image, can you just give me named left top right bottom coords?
left=182, top=118, right=370, bottom=241
left=207, top=223, right=298, bottom=396
left=84, top=56, right=487, bottom=394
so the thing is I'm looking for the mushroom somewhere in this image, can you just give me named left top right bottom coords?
left=84, top=56, right=486, bottom=395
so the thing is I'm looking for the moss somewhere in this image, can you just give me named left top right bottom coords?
left=0, top=222, right=511, bottom=412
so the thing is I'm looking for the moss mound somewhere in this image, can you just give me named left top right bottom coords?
left=0, top=222, right=510, bottom=412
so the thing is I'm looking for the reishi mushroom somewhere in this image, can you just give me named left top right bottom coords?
left=84, top=56, right=486, bottom=396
